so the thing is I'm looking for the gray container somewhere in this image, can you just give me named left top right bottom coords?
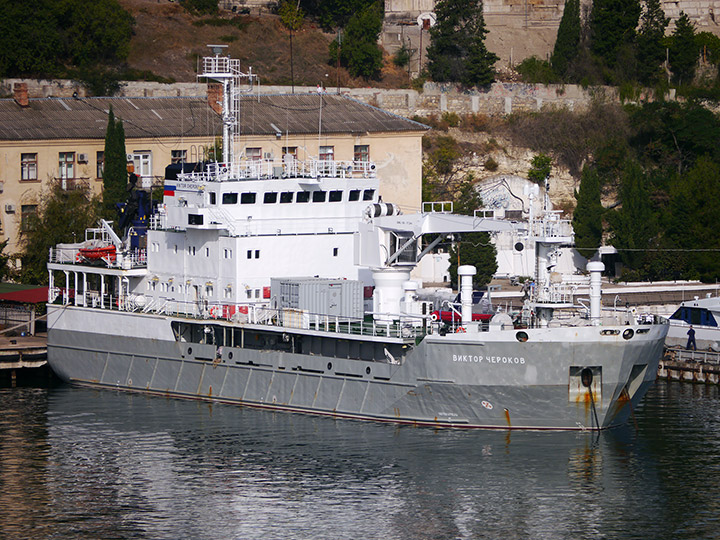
left=271, top=278, right=363, bottom=320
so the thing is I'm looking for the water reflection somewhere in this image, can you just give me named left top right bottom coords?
left=0, top=383, right=718, bottom=540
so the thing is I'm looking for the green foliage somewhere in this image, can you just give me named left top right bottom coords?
left=607, top=160, right=658, bottom=270
left=279, top=1, right=304, bottom=31
left=426, top=0, right=498, bottom=86
left=636, top=0, right=669, bottom=86
left=627, top=100, right=720, bottom=173
left=102, top=106, right=128, bottom=220
left=18, top=182, right=100, bottom=285
left=180, top=0, right=218, bottom=15
left=589, top=0, right=641, bottom=68
left=0, top=0, right=134, bottom=78
left=666, top=157, right=720, bottom=281
left=572, top=166, right=604, bottom=260
left=669, top=12, right=698, bottom=84
left=329, top=2, right=383, bottom=80
left=393, top=44, right=411, bottom=67
left=515, top=57, right=558, bottom=84
left=696, top=32, right=720, bottom=66
left=193, top=16, right=249, bottom=31
left=300, top=0, right=376, bottom=30
left=447, top=179, right=497, bottom=289
left=527, top=153, right=552, bottom=184
left=0, top=239, right=11, bottom=282
left=484, top=157, right=498, bottom=171
left=551, top=0, right=580, bottom=77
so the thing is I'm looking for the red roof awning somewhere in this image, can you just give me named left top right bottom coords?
left=0, top=287, right=48, bottom=304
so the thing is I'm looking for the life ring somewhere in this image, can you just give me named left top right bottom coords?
left=75, top=252, right=82, bottom=263
left=209, top=307, right=219, bottom=318
left=456, top=327, right=466, bottom=333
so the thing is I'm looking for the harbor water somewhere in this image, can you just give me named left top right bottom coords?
left=1, top=382, right=718, bottom=540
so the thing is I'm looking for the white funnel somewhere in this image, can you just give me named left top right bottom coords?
left=458, top=265, right=476, bottom=325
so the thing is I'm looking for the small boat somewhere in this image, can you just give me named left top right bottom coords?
left=667, top=295, right=720, bottom=349
left=78, top=244, right=116, bottom=262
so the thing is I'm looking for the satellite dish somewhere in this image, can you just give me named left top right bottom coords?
left=417, top=12, right=436, bottom=29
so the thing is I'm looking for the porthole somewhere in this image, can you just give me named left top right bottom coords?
left=366, top=367, right=371, bottom=375
left=623, top=328, right=634, bottom=340
left=187, top=347, right=193, bottom=355
left=228, top=351, right=233, bottom=360
left=516, top=331, right=528, bottom=342
left=327, top=362, right=333, bottom=371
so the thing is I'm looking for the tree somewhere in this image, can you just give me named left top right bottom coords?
left=102, top=106, right=128, bottom=220
left=300, top=0, right=375, bottom=30
left=607, top=161, right=657, bottom=273
left=279, top=1, right=304, bottom=91
left=527, top=153, right=552, bottom=185
left=179, top=0, right=218, bottom=15
left=589, top=0, right=641, bottom=67
left=426, top=0, right=498, bottom=86
left=669, top=11, right=698, bottom=84
left=447, top=179, right=497, bottom=289
left=329, top=1, right=383, bottom=79
left=636, top=0, right=669, bottom=86
left=18, top=182, right=100, bottom=285
left=0, top=239, right=11, bottom=282
left=551, top=0, right=581, bottom=77
left=572, top=166, right=604, bottom=261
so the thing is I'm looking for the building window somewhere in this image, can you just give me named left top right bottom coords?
left=129, top=151, right=152, bottom=187
left=209, top=192, right=216, bottom=205
left=20, top=205, right=38, bottom=232
left=206, top=285, right=214, bottom=297
left=224, top=249, right=233, bottom=259
left=188, top=246, right=196, bottom=256
left=246, top=147, right=262, bottom=160
left=21, top=153, right=38, bottom=181
left=282, top=146, right=297, bottom=158
left=319, top=146, right=334, bottom=161
left=96, top=151, right=104, bottom=179
left=171, top=150, right=187, bottom=164
left=354, top=145, right=369, bottom=162
left=247, top=250, right=252, bottom=259
left=58, top=152, right=75, bottom=179
left=255, top=249, right=260, bottom=259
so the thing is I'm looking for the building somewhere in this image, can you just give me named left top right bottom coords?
left=0, top=84, right=427, bottom=264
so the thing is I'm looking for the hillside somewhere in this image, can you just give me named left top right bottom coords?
left=121, top=0, right=409, bottom=88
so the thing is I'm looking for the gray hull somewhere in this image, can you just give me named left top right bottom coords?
left=47, top=306, right=667, bottom=430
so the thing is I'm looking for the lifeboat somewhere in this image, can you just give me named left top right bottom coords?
left=78, top=244, right=116, bottom=262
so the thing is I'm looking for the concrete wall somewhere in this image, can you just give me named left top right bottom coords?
left=1, top=78, right=616, bottom=119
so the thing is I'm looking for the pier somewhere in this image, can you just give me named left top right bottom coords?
left=0, top=333, right=49, bottom=386
left=660, top=346, right=720, bottom=385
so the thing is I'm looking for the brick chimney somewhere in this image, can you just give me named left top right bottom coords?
left=13, top=83, right=29, bottom=108
left=207, top=83, right=223, bottom=115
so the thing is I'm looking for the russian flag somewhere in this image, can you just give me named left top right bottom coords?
left=164, top=184, right=176, bottom=197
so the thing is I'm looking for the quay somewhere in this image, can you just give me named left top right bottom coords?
left=0, top=333, right=50, bottom=386
left=660, top=346, right=720, bottom=385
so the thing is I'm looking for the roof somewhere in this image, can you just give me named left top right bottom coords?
left=0, top=94, right=426, bottom=141
left=0, top=285, right=48, bottom=304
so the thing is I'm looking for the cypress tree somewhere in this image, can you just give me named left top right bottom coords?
left=551, top=0, right=581, bottom=77
left=589, top=0, right=641, bottom=67
left=102, top=105, right=128, bottom=220
left=669, top=11, right=698, bottom=84
left=572, top=166, right=604, bottom=261
left=427, top=0, right=498, bottom=86
left=636, top=0, right=669, bottom=86
left=608, top=161, right=657, bottom=272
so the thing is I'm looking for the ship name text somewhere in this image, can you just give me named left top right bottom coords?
left=453, top=355, right=525, bottom=365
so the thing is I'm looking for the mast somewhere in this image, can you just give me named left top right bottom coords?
left=200, top=45, right=256, bottom=166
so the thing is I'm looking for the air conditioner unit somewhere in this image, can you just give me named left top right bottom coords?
left=264, top=152, right=274, bottom=160
left=5, top=204, right=16, bottom=213
left=127, top=154, right=134, bottom=162
left=77, top=153, right=89, bottom=163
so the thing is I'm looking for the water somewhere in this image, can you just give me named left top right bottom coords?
left=0, top=382, right=718, bottom=540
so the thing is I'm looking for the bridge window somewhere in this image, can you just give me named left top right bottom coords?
left=241, top=192, right=256, bottom=204
left=312, top=190, right=326, bottom=202
left=329, top=190, right=343, bottom=202
left=349, top=189, right=361, bottom=201
left=264, top=192, right=278, bottom=203
left=296, top=191, right=310, bottom=203
left=280, top=191, right=294, bottom=203
left=363, top=189, right=375, bottom=201
left=222, top=193, right=238, bottom=204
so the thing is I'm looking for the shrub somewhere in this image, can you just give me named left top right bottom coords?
left=484, top=157, right=499, bottom=171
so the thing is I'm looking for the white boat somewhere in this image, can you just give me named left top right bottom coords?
left=45, top=51, right=668, bottom=430
left=666, top=295, right=720, bottom=349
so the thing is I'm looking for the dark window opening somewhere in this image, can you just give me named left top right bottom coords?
left=312, top=190, right=326, bottom=202
left=329, top=190, right=343, bottom=202
left=363, top=189, right=375, bottom=201
left=349, top=189, right=361, bottom=201
left=280, top=192, right=294, bottom=203
left=222, top=193, right=238, bottom=204
left=241, top=192, right=257, bottom=204
left=296, top=191, right=310, bottom=203
left=264, top=192, right=278, bottom=203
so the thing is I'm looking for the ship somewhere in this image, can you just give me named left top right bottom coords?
left=46, top=50, right=668, bottom=430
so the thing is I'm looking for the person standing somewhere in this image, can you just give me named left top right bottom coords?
left=686, top=325, right=697, bottom=351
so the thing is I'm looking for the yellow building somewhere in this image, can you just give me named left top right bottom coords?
left=0, top=85, right=426, bottom=263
